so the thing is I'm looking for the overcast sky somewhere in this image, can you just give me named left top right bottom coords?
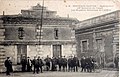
left=0, top=0, right=119, bottom=21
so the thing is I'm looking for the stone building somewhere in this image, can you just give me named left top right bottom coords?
left=75, top=10, right=119, bottom=66
left=0, top=4, right=79, bottom=72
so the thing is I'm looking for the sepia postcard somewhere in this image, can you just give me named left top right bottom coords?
left=0, top=0, right=119, bottom=77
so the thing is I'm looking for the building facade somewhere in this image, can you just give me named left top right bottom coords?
left=0, top=4, right=79, bottom=72
left=75, top=11, right=119, bottom=66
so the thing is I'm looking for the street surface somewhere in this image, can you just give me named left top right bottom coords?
left=0, top=70, right=118, bottom=77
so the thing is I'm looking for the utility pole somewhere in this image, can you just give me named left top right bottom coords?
left=36, top=0, right=44, bottom=56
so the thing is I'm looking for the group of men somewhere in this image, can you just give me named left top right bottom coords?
left=80, top=56, right=96, bottom=72
left=48, top=55, right=79, bottom=72
left=20, top=55, right=80, bottom=73
left=20, top=55, right=96, bottom=73
left=21, top=56, right=32, bottom=72
left=4, top=55, right=96, bottom=75
left=21, top=56, right=44, bottom=73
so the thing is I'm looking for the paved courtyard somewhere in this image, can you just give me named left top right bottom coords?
left=0, top=70, right=118, bottom=77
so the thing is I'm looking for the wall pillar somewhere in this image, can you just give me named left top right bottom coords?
left=50, top=45, right=53, bottom=58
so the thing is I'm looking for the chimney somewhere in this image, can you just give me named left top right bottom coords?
left=3, top=11, right=5, bottom=16
left=67, top=14, right=69, bottom=18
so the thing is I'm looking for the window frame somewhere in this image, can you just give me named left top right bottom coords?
left=81, top=39, right=89, bottom=53
left=96, top=38, right=104, bottom=52
left=54, top=28, right=59, bottom=39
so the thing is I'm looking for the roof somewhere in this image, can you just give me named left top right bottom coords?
left=1, top=15, right=79, bottom=25
left=76, top=10, right=120, bottom=30
left=1, top=15, right=79, bottom=21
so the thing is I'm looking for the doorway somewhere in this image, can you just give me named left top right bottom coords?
left=17, top=45, right=27, bottom=64
left=53, top=45, right=62, bottom=57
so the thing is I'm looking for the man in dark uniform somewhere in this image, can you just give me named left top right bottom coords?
left=4, top=57, right=13, bottom=75
left=51, top=57, right=57, bottom=71
left=68, top=56, right=73, bottom=72
left=21, top=56, right=27, bottom=72
left=26, top=57, right=32, bottom=72
left=90, top=56, right=96, bottom=72
left=80, top=56, right=86, bottom=72
left=73, top=55, right=79, bottom=72
left=58, top=56, right=62, bottom=71
left=32, top=56, right=39, bottom=74
left=62, top=56, right=67, bottom=72
left=44, top=55, right=51, bottom=71
left=85, top=56, right=89, bottom=72
left=37, top=56, right=44, bottom=73
left=114, top=56, right=119, bottom=69
left=85, top=56, right=93, bottom=72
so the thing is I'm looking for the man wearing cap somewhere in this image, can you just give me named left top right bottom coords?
left=44, top=55, right=51, bottom=71
left=21, top=56, right=27, bottom=72
left=32, top=56, right=39, bottom=74
left=4, top=57, right=13, bottom=75
left=37, top=56, right=44, bottom=73
left=27, top=57, right=32, bottom=72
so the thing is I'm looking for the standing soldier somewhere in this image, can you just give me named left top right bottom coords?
left=68, top=56, right=73, bottom=72
left=37, top=56, right=44, bottom=73
left=90, top=56, right=96, bottom=72
left=27, top=57, right=32, bottom=72
left=58, top=56, right=62, bottom=71
left=114, top=56, right=119, bottom=69
left=86, top=56, right=93, bottom=72
left=44, top=55, right=51, bottom=71
left=85, top=56, right=90, bottom=72
left=80, top=56, right=86, bottom=72
left=62, top=56, right=67, bottom=72
left=4, top=57, right=13, bottom=75
left=51, top=57, right=57, bottom=71
left=32, top=56, right=39, bottom=74
left=73, top=55, right=79, bottom=72
left=21, top=56, right=27, bottom=72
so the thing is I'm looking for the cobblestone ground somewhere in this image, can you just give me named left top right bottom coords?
left=0, top=70, right=118, bottom=77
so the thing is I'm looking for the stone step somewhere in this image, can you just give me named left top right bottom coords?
left=0, top=36, right=5, bottom=39
left=0, top=29, right=5, bottom=32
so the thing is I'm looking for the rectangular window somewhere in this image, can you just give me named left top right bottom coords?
left=81, top=40, right=88, bottom=52
left=96, top=39, right=103, bottom=52
left=54, top=28, right=58, bottom=39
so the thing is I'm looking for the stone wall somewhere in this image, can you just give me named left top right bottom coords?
left=76, top=26, right=115, bottom=63
left=103, top=30, right=114, bottom=62
left=4, top=45, right=17, bottom=64
left=4, top=25, right=73, bottom=41
left=0, top=46, right=6, bottom=72
left=5, top=25, right=36, bottom=40
left=62, top=44, right=76, bottom=58
left=76, top=33, right=94, bottom=58
left=27, top=44, right=76, bottom=59
left=0, top=19, right=6, bottom=72
left=27, top=45, right=52, bottom=59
